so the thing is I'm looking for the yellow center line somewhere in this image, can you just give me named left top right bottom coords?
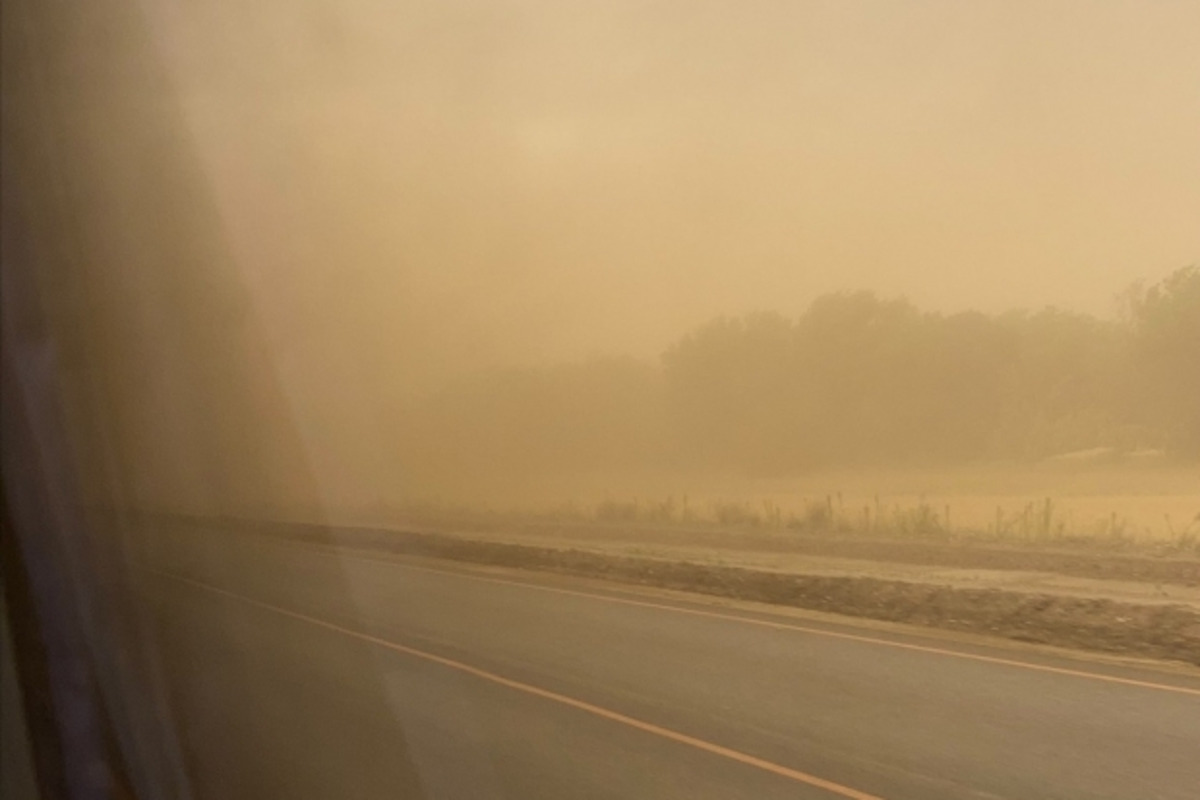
left=159, top=570, right=883, bottom=800
left=279, top=540, right=1200, bottom=697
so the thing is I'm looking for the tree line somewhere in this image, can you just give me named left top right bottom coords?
left=403, top=266, right=1199, bottom=476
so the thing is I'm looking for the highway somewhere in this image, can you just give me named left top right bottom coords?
left=142, top=526, right=1200, bottom=800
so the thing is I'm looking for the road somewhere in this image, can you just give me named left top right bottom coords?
left=141, top=525, right=1200, bottom=800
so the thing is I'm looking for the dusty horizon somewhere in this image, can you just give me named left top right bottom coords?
left=14, top=0, right=1192, bottom=517
left=134, top=0, right=1199, bottom=397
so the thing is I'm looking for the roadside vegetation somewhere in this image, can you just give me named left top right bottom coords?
left=391, top=491, right=1200, bottom=556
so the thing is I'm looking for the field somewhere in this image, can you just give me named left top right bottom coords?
left=390, top=463, right=1200, bottom=549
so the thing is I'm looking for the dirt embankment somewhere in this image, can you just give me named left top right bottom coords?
left=386, top=513, right=1200, bottom=585
left=216, top=517, right=1200, bottom=666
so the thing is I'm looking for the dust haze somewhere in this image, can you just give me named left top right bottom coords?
left=9, top=0, right=1198, bottom=530
left=8, top=6, right=1200, bottom=796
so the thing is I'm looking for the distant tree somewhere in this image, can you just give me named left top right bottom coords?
left=988, top=307, right=1130, bottom=458
left=662, top=312, right=794, bottom=467
left=405, top=274, right=1198, bottom=483
left=1128, top=266, right=1200, bottom=456
left=661, top=289, right=1153, bottom=470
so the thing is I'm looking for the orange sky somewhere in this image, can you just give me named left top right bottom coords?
left=144, top=0, right=1199, bottom=395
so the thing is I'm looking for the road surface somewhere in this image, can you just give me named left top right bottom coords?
left=141, top=525, right=1200, bottom=800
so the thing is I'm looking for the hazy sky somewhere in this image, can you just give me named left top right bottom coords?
left=145, top=0, right=1199, bottom=394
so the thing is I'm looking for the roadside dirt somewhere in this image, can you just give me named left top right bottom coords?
left=406, top=531, right=1200, bottom=610
left=385, top=513, right=1200, bottom=586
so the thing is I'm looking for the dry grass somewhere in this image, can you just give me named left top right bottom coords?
left=387, top=464, right=1200, bottom=551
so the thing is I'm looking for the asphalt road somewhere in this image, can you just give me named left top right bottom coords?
left=142, top=526, right=1200, bottom=800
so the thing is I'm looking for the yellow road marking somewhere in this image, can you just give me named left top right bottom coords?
left=161, top=571, right=883, bottom=800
